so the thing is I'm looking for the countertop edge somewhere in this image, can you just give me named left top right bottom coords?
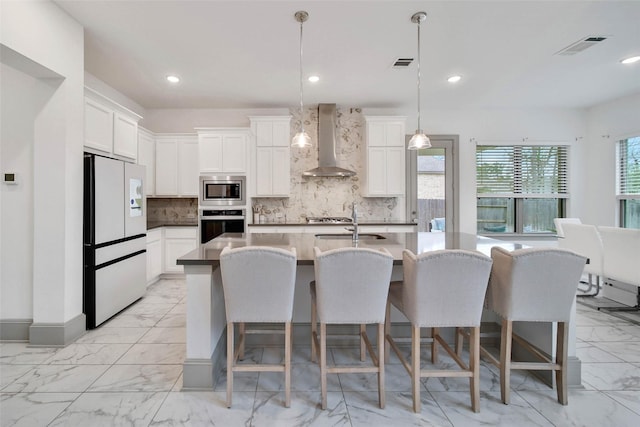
left=147, top=222, right=198, bottom=230
left=247, top=222, right=416, bottom=227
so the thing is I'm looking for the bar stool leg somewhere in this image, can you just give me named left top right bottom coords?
left=285, top=321, right=292, bottom=408
left=556, top=321, right=569, bottom=405
left=360, top=324, right=366, bottom=362
left=311, top=290, right=317, bottom=363
left=470, top=326, right=480, bottom=413
left=320, top=322, right=328, bottom=410
left=455, top=327, right=464, bottom=356
left=227, top=322, right=234, bottom=408
left=377, top=323, right=385, bottom=409
left=238, top=322, right=245, bottom=360
left=431, top=327, right=439, bottom=364
left=412, top=325, right=421, bottom=413
left=500, top=319, right=513, bottom=405
left=384, top=302, right=391, bottom=362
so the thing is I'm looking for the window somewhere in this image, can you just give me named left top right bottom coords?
left=476, top=145, right=568, bottom=234
left=617, top=136, right=640, bottom=229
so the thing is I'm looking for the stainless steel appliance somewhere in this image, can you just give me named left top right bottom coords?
left=199, top=175, right=245, bottom=206
left=200, top=209, right=246, bottom=243
left=83, top=153, right=147, bottom=329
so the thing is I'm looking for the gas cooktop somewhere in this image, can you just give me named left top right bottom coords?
left=306, top=217, right=353, bottom=224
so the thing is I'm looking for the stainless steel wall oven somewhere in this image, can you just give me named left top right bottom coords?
left=199, top=209, right=245, bottom=244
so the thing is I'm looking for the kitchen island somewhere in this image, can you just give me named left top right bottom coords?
left=177, top=232, right=581, bottom=390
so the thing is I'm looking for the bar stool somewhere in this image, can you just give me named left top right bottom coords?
left=385, top=249, right=493, bottom=413
left=310, top=246, right=394, bottom=410
left=219, top=246, right=297, bottom=408
left=482, top=247, right=586, bottom=405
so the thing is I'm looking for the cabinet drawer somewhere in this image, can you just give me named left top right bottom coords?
left=147, top=228, right=162, bottom=243
left=164, top=227, right=197, bottom=239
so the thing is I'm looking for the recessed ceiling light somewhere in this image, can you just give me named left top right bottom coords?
left=620, top=56, right=640, bottom=65
left=447, top=75, right=462, bottom=83
left=166, top=75, right=180, bottom=83
left=308, top=75, right=320, bottom=83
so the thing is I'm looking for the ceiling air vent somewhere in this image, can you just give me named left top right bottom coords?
left=393, top=57, right=413, bottom=67
left=556, top=36, right=607, bottom=56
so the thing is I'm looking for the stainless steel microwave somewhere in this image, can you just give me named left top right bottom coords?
left=199, top=175, right=245, bottom=206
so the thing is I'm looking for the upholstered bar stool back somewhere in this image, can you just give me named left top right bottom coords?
left=386, top=249, right=492, bottom=413
left=220, top=246, right=297, bottom=408
left=484, top=247, right=586, bottom=406
left=311, top=246, right=394, bottom=410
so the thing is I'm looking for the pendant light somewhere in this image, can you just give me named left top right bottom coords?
left=292, top=11, right=312, bottom=148
left=407, top=12, right=431, bottom=150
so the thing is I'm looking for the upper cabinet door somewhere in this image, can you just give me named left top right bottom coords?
left=137, top=130, right=155, bottom=196
left=199, top=134, right=223, bottom=172
left=249, top=117, right=292, bottom=198
left=85, top=98, right=114, bottom=154
left=197, top=130, right=248, bottom=174
left=222, top=134, right=247, bottom=173
left=178, top=138, right=199, bottom=196
left=113, top=113, right=138, bottom=160
left=363, top=116, right=406, bottom=197
left=84, top=89, right=142, bottom=161
left=155, top=139, right=179, bottom=196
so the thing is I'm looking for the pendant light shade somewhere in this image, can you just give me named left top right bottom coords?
left=292, top=11, right=312, bottom=148
left=407, top=12, right=431, bottom=150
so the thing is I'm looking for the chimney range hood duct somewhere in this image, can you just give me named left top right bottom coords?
left=302, top=104, right=356, bottom=177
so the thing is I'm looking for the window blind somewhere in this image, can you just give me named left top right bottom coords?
left=476, top=145, right=568, bottom=197
left=618, top=137, right=640, bottom=195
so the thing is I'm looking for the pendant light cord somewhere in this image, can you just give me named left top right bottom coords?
left=416, top=18, right=421, bottom=132
left=299, top=18, right=305, bottom=133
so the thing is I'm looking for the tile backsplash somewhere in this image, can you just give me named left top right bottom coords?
left=253, top=107, right=404, bottom=223
left=147, top=198, right=198, bottom=224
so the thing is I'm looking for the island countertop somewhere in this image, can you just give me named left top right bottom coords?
left=177, top=231, right=523, bottom=266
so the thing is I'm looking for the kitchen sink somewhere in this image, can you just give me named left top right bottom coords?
left=314, top=233, right=386, bottom=240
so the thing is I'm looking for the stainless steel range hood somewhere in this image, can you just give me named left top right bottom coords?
left=303, top=104, right=356, bottom=177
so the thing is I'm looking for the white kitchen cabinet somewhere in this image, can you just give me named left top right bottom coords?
left=364, top=116, right=406, bottom=197
left=155, top=138, right=179, bottom=196
left=155, top=135, right=198, bottom=196
left=178, top=137, right=199, bottom=196
left=146, top=228, right=163, bottom=285
left=113, top=113, right=138, bottom=159
left=163, top=227, right=197, bottom=274
left=197, top=128, right=248, bottom=174
left=84, top=97, right=113, bottom=153
left=84, top=88, right=141, bottom=161
left=250, top=116, right=291, bottom=197
left=137, top=128, right=155, bottom=196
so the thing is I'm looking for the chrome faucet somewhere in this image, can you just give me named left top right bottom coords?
left=346, top=202, right=359, bottom=243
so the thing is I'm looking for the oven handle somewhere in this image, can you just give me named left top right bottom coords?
left=200, top=216, right=246, bottom=220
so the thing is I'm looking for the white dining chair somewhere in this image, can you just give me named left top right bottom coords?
left=311, top=246, right=394, bottom=410
left=597, top=226, right=640, bottom=311
left=553, top=217, right=582, bottom=238
left=385, top=249, right=493, bottom=413
left=483, top=247, right=586, bottom=405
left=220, top=246, right=297, bottom=408
left=560, top=223, right=604, bottom=296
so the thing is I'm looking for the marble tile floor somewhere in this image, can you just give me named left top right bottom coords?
left=2, top=278, right=640, bottom=426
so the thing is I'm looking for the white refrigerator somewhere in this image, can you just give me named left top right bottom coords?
left=83, top=153, right=147, bottom=328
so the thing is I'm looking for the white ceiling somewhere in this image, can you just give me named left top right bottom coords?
left=54, top=0, right=640, bottom=110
